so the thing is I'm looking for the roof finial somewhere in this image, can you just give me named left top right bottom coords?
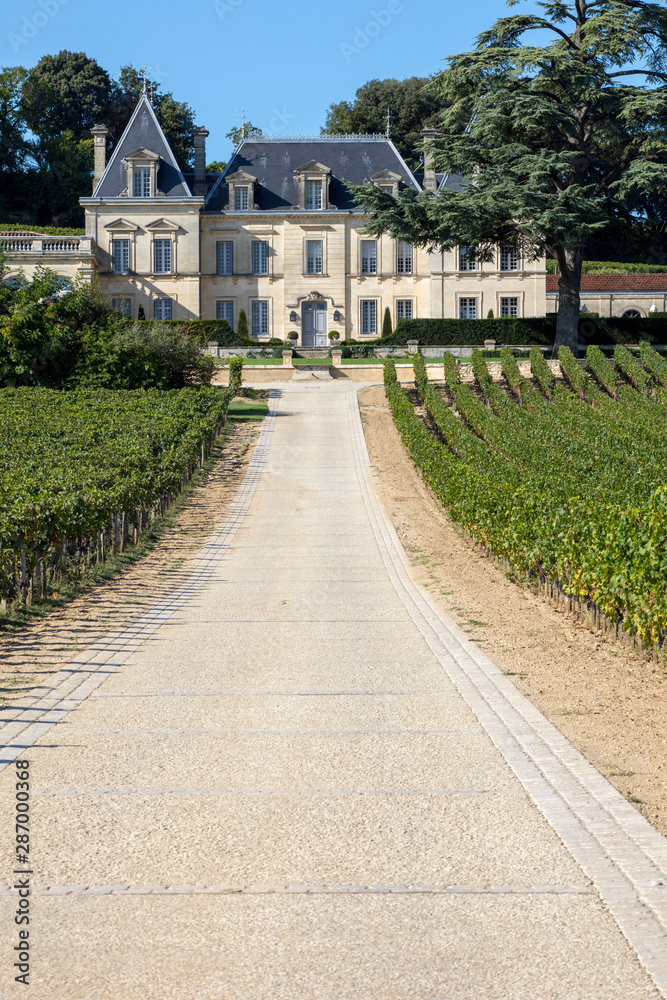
left=140, top=65, right=152, bottom=99
left=386, top=107, right=391, bottom=138
left=235, top=108, right=248, bottom=140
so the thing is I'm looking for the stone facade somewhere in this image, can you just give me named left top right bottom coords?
left=546, top=274, right=667, bottom=318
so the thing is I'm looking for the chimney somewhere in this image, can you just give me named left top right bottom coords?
left=193, top=127, right=209, bottom=197
left=90, top=124, right=109, bottom=193
left=421, top=127, right=439, bottom=193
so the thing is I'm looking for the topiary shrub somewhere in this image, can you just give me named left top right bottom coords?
left=229, top=355, right=243, bottom=394
left=382, top=306, right=393, bottom=338
left=237, top=309, right=249, bottom=339
left=137, top=304, right=146, bottom=321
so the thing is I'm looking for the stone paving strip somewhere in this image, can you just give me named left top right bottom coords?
left=1, top=381, right=666, bottom=998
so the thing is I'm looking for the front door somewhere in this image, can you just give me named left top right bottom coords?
left=302, top=302, right=327, bottom=347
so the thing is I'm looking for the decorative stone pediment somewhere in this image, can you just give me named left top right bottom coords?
left=122, top=147, right=160, bottom=162
left=145, top=218, right=180, bottom=232
left=295, top=160, right=331, bottom=175
left=225, top=169, right=257, bottom=183
left=104, top=218, right=140, bottom=232
left=371, top=169, right=401, bottom=196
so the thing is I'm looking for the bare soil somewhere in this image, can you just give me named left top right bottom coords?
left=358, top=384, right=667, bottom=836
left=0, top=413, right=263, bottom=700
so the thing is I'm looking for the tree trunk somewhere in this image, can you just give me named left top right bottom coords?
left=551, top=247, right=583, bottom=357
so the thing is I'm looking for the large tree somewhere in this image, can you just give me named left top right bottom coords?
left=323, top=77, right=447, bottom=169
left=21, top=51, right=112, bottom=141
left=350, top=2, right=667, bottom=352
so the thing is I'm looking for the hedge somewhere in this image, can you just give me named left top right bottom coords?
left=547, top=259, right=667, bottom=275
left=0, top=223, right=86, bottom=237
left=386, top=315, right=667, bottom=347
left=161, top=320, right=255, bottom=348
left=387, top=317, right=557, bottom=346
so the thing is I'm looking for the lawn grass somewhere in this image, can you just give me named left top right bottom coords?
left=228, top=400, right=269, bottom=421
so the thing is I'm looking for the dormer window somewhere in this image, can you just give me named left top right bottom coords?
left=295, top=161, right=331, bottom=211
left=305, top=180, right=323, bottom=211
left=133, top=167, right=151, bottom=197
left=370, top=170, right=401, bottom=198
left=225, top=170, right=257, bottom=211
left=122, top=148, right=160, bottom=198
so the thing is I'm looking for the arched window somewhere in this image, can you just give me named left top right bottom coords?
left=622, top=309, right=641, bottom=318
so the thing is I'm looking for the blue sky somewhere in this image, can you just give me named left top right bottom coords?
left=3, top=0, right=533, bottom=163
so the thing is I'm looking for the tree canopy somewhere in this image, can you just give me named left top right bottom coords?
left=349, top=2, right=667, bottom=351
left=323, top=77, right=448, bottom=168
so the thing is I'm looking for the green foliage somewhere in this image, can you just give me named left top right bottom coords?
left=442, top=352, right=461, bottom=399
left=0, top=224, right=85, bottom=236
left=229, top=355, right=243, bottom=394
left=161, top=319, right=253, bottom=348
left=21, top=51, right=112, bottom=141
left=383, top=358, right=398, bottom=386
left=387, top=317, right=557, bottom=346
left=558, top=346, right=589, bottom=399
left=586, top=344, right=620, bottom=398
left=206, top=161, right=227, bottom=173
left=237, top=309, right=249, bottom=340
left=500, top=345, right=525, bottom=399
left=547, top=260, right=667, bottom=275
left=486, top=309, right=494, bottom=319
left=225, top=122, right=262, bottom=147
left=413, top=353, right=428, bottom=400
left=382, top=306, right=393, bottom=339
left=471, top=349, right=493, bottom=397
left=529, top=346, right=555, bottom=397
left=614, top=344, right=651, bottom=395
left=137, top=305, right=146, bottom=321
left=0, top=386, right=232, bottom=600
left=384, top=368, right=667, bottom=648
left=640, top=341, right=667, bottom=387
left=323, top=77, right=448, bottom=168
left=79, top=323, right=214, bottom=391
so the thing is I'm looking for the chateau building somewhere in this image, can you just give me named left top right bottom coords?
left=3, top=94, right=548, bottom=341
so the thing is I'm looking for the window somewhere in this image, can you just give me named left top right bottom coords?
left=252, top=300, right=269, bottom=337
left=459, top=246, right=477, bottom=271
left=623, top=309, right=641, bottom=318
left=252, top=241, right=269, bottom=275
left=216, top=300, right=234, bottom=327
left=111, top=297, right=131, bottom=317
left=306, top=240, right=323, bottom=275
left=396, top=242, right=413, bottom=274
left=500, top=296, right=519, bottom=317
left=112, top=239, right=129, bottom=275
left=153, top=239, right=172, bottom=274
left=459, top=297, right=478, bottom=319
left=234, top=187, right=249, bottom=210
left=216, top=241, right=233, bottom=275
left=500, top=245, right=519, bottom=271
left=396, top=300, right=413, bottom=320
left=305, top=180, right=323, bottom=210
left=378, top=184, right=394, bottom=194
left=360, top=300, right=377, bottom=336
left=360, top=240, right=377, bottom=275
left=133, top=167, right=151, bottom=197
left=154, top=298, right=172, bottom=320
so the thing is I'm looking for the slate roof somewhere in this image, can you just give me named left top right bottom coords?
left=205, top=137, right=420, bottom=212
left=546, top=274, right=667, bottom=292
left=93, top=95, right=192, bottom=199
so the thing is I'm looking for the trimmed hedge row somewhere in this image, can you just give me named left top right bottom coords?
left=0, top=223, right=86, bottom=236
left=161, top=320, right=255, bottom=348
left=384, top=315, right=667, bottom=347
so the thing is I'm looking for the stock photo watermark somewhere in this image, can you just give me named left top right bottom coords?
left=268, top=107, right=297, bottom=133
left=212, top=0, right=243, bottom=21
left=340, top=0, right=403, bottom=63
left=8, top=0, right=70, bottom=53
